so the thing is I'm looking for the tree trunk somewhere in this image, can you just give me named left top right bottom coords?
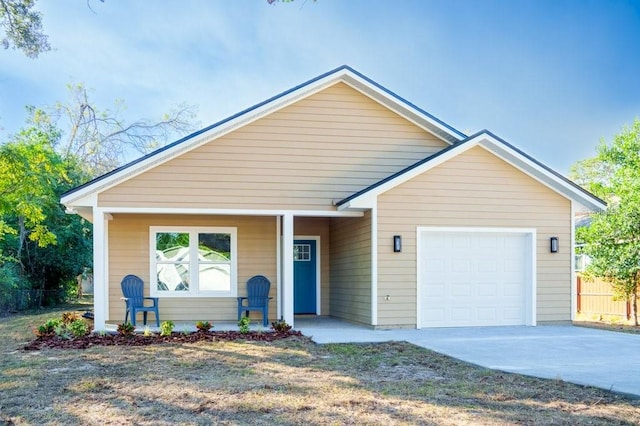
left=633, top=288, right=639, bottom=327
left=17, top=216, right=26, bottom=273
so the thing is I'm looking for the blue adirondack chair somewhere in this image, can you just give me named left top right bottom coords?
left=237, top=275, right=272, bottom=327
left=121, top=274, right=160, bottom=326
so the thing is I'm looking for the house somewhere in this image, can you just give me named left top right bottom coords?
left=61, top=66, right=606, bottom=331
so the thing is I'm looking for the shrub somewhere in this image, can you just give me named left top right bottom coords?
left=117, top=322, right=135, bottom=336
left=36, top=318, right=62, bottom=337
left=160, top=320, right=174, bottom=336
left=143, top=326, right=153, bottom=337
left=195, top=320, right=212, bottom=332
left=238, top=316, right=250, bottom=334
left=54, top=323, right=72, bottom=340
left=61, top=311, right=81, bottom=325
left=271, top=318, right=292, bottom=333
left=68, top=319, right=89, bottom=337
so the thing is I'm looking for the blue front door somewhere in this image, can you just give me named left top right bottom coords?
left=294, top=239, right=317, bottom=314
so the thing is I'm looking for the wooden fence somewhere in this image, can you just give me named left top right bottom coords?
left=576, top=275, right=631, bottom=320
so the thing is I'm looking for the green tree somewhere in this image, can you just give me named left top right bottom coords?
left=0, top=124, right=65, bottom=255
left=0, top=0, right=50, bottom=58
left=575, top=119, right=640, bottom=325
left=0, top=123, right=90, bottom=306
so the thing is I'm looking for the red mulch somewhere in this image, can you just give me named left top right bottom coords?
left=23, top=330, right=304, bottom=351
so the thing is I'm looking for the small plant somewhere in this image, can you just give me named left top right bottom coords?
left=117, top=322, right=135, bottom=337
left=61, top=311, right=81, bottom=325
left=196, top=320, right=212, bottom=332
left=238, top=316, right=251, bottom=334
left=68, top=319, right=89, bottom=338
left=54, top=323, right=72, bottom=340
left=271, top=318, right=292, bottom=333
left=35, top=318, right=61, bottom=337
left=160, top=320, right=174, bottom=336
left=143, top=326, right=153, bottom=337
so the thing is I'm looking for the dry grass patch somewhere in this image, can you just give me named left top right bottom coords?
left=1, top=307, right=639, bottom=425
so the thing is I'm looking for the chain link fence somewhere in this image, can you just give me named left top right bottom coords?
left=0, top=289, right=67, bottom=314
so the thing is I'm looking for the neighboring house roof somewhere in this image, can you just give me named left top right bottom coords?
left=336, top=130, right=607, bottom=212
left=61, top=65, right=466, bottom=206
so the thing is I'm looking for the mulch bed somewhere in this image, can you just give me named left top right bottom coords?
left=23, top=330, right=304, bottom=351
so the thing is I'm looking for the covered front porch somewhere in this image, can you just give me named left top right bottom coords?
left=91, top=208, right=374, bottom=331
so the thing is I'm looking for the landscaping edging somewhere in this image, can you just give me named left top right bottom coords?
left=23, top=330, right=304, bottom=350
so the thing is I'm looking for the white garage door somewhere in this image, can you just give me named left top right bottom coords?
left=419, top=230, right=533, bottom=328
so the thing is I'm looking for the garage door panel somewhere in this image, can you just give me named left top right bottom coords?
left=452, top=259, right=471, bottom=272
left=451, top=307, right=473, bottom=321
left=478, top=260, right=498, bottom=273
left=420, top=230, right=531, bottom=328
left=477, top=307, right=497, bottom=321
left=452, top=283, right=471, bottom=297
left=477, top=283, right=497, bottom=297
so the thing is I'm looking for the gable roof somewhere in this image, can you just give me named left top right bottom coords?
left=61, top=65, right=466, bottom=206
left=336, top=130, right=606, bottom=212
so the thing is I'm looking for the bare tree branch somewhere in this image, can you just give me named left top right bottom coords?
left=35, top=83, right=198, bottom=177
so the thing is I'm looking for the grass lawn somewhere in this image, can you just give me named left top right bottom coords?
left=1, top=305, right=639, bottom=425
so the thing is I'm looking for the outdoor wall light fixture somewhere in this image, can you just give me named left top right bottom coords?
left=393, top=235, right=402, bottom=253
left=550, top=237, right=559, bottom=253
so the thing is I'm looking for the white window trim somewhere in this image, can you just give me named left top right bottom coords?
left=150, top=226, right=238, bottom=298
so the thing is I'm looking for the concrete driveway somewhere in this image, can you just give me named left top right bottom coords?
left=296, top=318, right=640, bottom=398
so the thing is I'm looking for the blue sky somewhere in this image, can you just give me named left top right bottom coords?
left=1, top=0, right=639, bottom=174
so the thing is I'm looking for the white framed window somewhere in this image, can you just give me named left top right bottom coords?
left=150, top=226, right=237, bottom=297
left=293, top=244, right=311, bottom=261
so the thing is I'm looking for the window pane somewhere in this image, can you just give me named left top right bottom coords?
left=198, top=233, right=231, bottom=261
left=156, top=233, right=190, bottom=262
left=199, top=263, right=231, bottom=291
left=156, top=263, right=189, bottom=291
left=294, top=244, right=311, bottom=261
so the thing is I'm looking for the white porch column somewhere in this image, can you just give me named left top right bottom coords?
left=92, top=209, right=108, bottom=331
left=282, top=213, right=294, bottom=326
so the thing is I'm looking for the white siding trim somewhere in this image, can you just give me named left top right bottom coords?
left=86, top=207, right=363, bottom=219
left=416, top=226, right=537, bottom=328
left=570, top=200, right=577, bottom=321
left=92, top=209, right=107, bottom=331
left=104, top=217, right=110, bottom=323
left=276, top=216, right=282, bottom=320
left=282, top=214, right=295, bottom=326
left=295, top=235, right=322, bottom=315
left=371, top=207, right=378, bottom=326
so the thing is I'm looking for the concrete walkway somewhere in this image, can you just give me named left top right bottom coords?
left=296, top=318, right=640, bottom=398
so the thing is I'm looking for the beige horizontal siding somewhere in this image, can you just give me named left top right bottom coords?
left=295, top=217, right=331, bottom=315
left=108, top=214, right=277, bottom=323
left=98, top=82, right=448, bottom=210
left=377, top=146, right=572, bottom=327
left=329, top=212, right=372, bottom=325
